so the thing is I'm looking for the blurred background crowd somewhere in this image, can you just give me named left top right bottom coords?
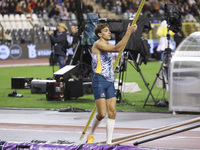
left=0, top=0, right=199, bottom=46
left=98, top=0, right=200, bottom=22
left=0, top=0, right=199, bottom=22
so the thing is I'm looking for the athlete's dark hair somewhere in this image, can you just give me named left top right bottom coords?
left=94, top=23, right=109, bottom=38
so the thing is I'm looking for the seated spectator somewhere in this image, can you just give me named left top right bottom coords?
left=8, top=2, right=16, bottom=14
left=0, top=0, right=6, bottom=12
left=59, top=2, right=69, bottom=20
left=34, top=2, right=44, bottom=17
left=16, top=2, right=22, bottom=14
left=151, top=0, right=161, bottom=17
left=127, top=0, right=137, bottom=12
left=46, top=2, right=54, bottom=15
left=190, top=3, right=200, bottom=21
left=143, top=1, right=151, bottom=17
left=26, top=3, right=33, bottom=14
left=19, top=0, right=26, bottom=8
left=4, top=29, right=12, bottom=45
left=29, top=0, right=36, bottom=10
left=48, top=6, right=60, bottom=19
left=121, top=0, right=129, bottom=13
left=82, top=0, right=93, bottom=13
left=21, top=3, right=27, bottom=14
left=114, top=0, right=122, bottom=15
left=1, top=2, right=9, bottom=15
left=65, top=2, right=72, bottom=13
left=41, top=0, right=47, bottom=10
left=101, top=0, right=113, bottom=11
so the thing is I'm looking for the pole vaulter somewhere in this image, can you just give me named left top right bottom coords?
left=80, top=0, right=146, bottom=141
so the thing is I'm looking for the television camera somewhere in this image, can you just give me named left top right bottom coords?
left=42, top=26, right=58, bottom=37
left=144, top=3, right=182, bottom=107
left=42, top=26, right=57, bottom=32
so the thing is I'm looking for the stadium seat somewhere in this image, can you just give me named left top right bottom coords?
left=37, top=35, right=44, bottom=43
left=0, top=14, right=3, bottom=21
left=9, top=21, right=16, bottom=30
left=31, top=13, right=40, bottom=25
left=38, top=18, right=46, bottom=27
left=15, top=14, right=21, bottom=21
left=1, top=22, right=11, bottom=30
left=26, top=34, right=32, bottom=42
left=9, top=14, right=15, bottom=21
left=49, top=18, right=57, bottom=26
left=24, top=29, right=30, bottom=36
left=18, top=29, right=24, bottom=36
left=13, top=35, right=21, bottom=44
left=20, top=14, right=27, bottom=21
left=15, top=22, right=22, bottom=30
left=12, top=29, right=18, bottom=36
left=70, top=13, right=77, bottom=25
left=32, top=13, right=38, bottom=20
left=3, top=14, right=9, bottom=20
left=22, top=22, right=30, bottom=29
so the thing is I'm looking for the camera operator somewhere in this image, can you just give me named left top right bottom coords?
left=48, top=23, right=68, bottom=69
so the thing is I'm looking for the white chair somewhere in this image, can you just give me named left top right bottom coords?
left=20, top=14, right=27, bottom=21
left=22, top=21, right=28, bottom=30
left=3, top=14, right=9, bottom=21
left=16, top=22, right=24, bottom=30
left=9, top=21, right=16, bottom=30
left=15, top=14, right=21, bottom=21
left=0, top=14, right=3, bottom=21
left=27, top=22, right=33, bottom=29
left=9, top=14, right=15, bottom=21
left=2, top=22, right=11, bottom=30
left=10, top=22, right=18, bottom=30
left=32, top=13, right=38, bottom=20
left=38, top=18, right=45, bottom=27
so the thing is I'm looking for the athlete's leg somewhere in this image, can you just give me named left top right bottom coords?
left=106, top=97, right=116, bottom=119
left=106, top=97, right=116, bottom=144
left=96, top=98, right=107, bottom=121
left=89, top=98, right=106, bottom=135
left=87, top=98, right=107, bottom=143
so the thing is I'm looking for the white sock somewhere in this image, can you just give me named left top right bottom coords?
left=106, top=118, right=115, bottom=144
left=89, top=117, right=101, bottom=135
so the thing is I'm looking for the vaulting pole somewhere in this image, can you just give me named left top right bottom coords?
left=99, top=117, right=200, bottom=144
left=134, top=123, right=200, bottom=146
left=80, top=0, right=146, bottom=140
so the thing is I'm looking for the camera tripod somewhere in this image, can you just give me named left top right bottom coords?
left=143, top=28, right=172, bottom=108
left=115, top=51, right=156, bottom=106
left=49, top=41, right=56, bottom=73
left=69, top=38, right=93, bottom=81
left=115, top=53, right=128, bottom=103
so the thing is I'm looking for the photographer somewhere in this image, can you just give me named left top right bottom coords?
left=48, top=23, right=68, bottom=69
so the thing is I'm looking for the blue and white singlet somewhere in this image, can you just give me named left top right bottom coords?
left=92, top=51, right=114, bottom=82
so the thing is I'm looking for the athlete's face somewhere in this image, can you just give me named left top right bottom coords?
left=99, top=27, right=111, bottom=40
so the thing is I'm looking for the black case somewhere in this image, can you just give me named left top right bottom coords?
left=46, top=82, right=65, bottom=101
left=30, top=79, right=56, bottom=94
left=12, top=77, right=33, bottom=89
left=64, top=80, right=83, bottom=100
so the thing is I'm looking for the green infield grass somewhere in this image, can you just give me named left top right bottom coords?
left=0, top=61, right=169, bottom=112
